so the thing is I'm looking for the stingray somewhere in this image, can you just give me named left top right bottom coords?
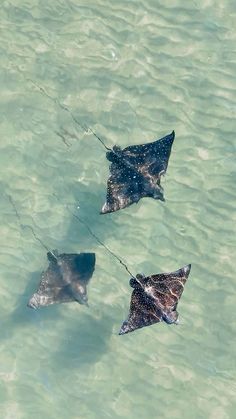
left=101, top=131, right=175, bottom=214
left=30, top=82, right=174, bottom=214
left=28, top=251, right=96, bottom=309
left=119, top=264, right=191, bottom=335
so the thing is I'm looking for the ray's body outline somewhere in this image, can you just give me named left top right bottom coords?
left=101, top=131, right=175, bottom=214
left=119, top=264, right=191, bottom=335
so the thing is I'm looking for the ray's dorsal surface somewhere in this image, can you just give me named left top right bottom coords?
left=119, top=264, right=191, bottom=335
left=28, top=251, right=96, bottom=309
left=101, top=131, right=175, bottom=214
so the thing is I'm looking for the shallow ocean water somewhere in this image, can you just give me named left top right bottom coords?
left=1, top=0, right=236, bottom=418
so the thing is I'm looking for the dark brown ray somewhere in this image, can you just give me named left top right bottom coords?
left=101, top=131, right=175, bottom=214
left=119, top=264, right=191, bottom=335
left=28, top=251, right=96, bottom=309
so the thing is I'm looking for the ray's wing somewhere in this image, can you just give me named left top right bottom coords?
left=145, top=264, right=191, bottom=322
left=101, top=160, right=144, bottom=214
left=27, top=262, right=75, bottom=309
left=119, top=287, right=163, bottom=335
left=122, top=131, right=175, bottom=181
left=59, top=253, right=96, bottom=284
left=58, top=253, right=96, bottom=304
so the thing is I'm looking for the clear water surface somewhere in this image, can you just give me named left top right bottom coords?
left=0, top=0, right=235, bottom=418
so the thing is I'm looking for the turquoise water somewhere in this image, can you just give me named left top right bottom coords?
left=1, top=0, right=236, bottom=418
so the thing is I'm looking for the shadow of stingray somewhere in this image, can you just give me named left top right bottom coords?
left=0, top=271, right=62, bottom=342
left=51, top=311, right=113, bottom=368
left=55, top=179, right=118, bottom=251
left=41, top=184, right=116, bottom=366
left=5, top=181, right=115, bottom=360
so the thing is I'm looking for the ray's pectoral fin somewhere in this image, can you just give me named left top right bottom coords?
left=119, top=288, right=163, bottom=335
left=101, top=174, right=137, bottom=214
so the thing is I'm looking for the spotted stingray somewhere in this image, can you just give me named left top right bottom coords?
left=119, top=264, right=191, bottom=335
left=101, top=131, right=175, bottom=214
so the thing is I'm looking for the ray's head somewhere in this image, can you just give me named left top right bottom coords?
left=106, top=146, right=122, bottom=163
left=129, top=274, right=147, bottom=289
